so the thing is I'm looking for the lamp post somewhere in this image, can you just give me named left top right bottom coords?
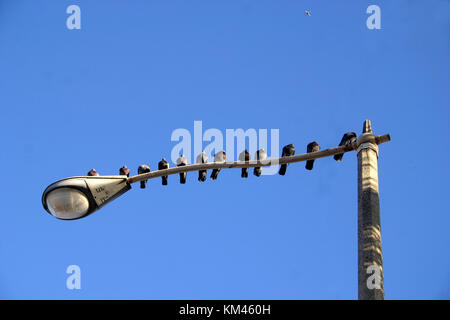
left=41, top=120, right=390, bottom=299
left=356, top=120, right=385, bottom=300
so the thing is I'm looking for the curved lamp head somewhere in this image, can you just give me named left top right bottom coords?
left=42, top=176, right=131, bottom=220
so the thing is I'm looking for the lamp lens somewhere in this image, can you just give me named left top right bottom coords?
left=46, top=188, right=90, bottom=220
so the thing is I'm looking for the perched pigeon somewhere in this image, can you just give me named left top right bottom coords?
left=176, top=154, right=188, bottom=184
left=137, top=164, right=151, bottom=189
left=279, top=144, right=295, bottom=176
left=87, top=168, right=99, bottom=176
left=239, top=150, right=250, bottom=178
left=305, top=141, right=320, bottom=170
left=211, top=151, right=226, bottom=180
left=305, top=10, right=312, bottom=16
left=254, top=148, right=267, bottom=177
left=119, top=165, right=130, bottom=177
left=158, top=158, right=169, bottom=185
left=334, top=132, right=357, bottom=162
left=196, top=151, right=208, bottom=182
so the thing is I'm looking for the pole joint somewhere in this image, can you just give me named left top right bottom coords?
left=357, top=142, right=379, bottom=158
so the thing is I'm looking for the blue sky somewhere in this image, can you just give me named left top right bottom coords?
left=0, top=0, right=449, bottom=299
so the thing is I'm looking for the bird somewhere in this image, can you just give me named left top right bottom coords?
left=334, top=132, right=357, bottom=162
left=137, top=164, right=151, bottom=189
left=210, top=150, right=226, bottom=180
left=176, top=154, right=188, bottom=184
left=87, top=168, right=99, bottom=176
left=119, top=165, right=130, bottom=177
left=158, top=158, right=169, bottom=185
left=196, top=151, right=208, bottom=182
left=305, top=10, right=312, bottom=16
left=254, top=148, right=267, bottom=177
left=279, top=144, right=295, bottom=176
left=239, top=150, right=250, bottom=178
left=305, top=141, right=320, bottom=170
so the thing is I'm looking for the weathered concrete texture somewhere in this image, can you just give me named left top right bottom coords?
left=357, top=146, right=385, bottom=300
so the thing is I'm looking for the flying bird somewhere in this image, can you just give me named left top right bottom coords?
left=254, top=148, right=267, bottom=177
left=196, top=151, right=208, bottom=182
left=87, top=168, right=99, bottom=176
left=210, top=150, right=226, bottom=180
left=119, top=165, right=130, bottom=177
left=305, top=10, right=312, bottom=16
left=158, top=158, right=169, bottom=185
left=305, top=141, right=320, bottom=170
left=334, top=132, right=357, bottom=162
left=239, top=149, right=250, bottom=178
left=137, top=164, right=151, bottom=189
left=279, top=144, right=295, bottom=176
left=176, top=154, right=188, bottom=184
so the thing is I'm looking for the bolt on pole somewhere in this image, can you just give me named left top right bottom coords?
left=357, top=120, right=386, bottom=300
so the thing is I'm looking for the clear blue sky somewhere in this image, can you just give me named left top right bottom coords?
left=0, top=0, right=449, bottom=299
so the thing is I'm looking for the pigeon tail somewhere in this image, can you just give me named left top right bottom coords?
left=198, top=170, right=207, bottom=182
left=241, top=168, right=248, bottom=178
left=140, top=181, right=146, bottom=189
left=305, top=160, right=314, bottom=170
left=254, top=167, right=262, bottom=177
left=179, top=173, right=186, bottom=184
left=210, top=169, right=220, bottom=180
left=334, top=154, right=344, bottom=162
left=279, top=164, right=287, bottom=175
left=162, top=176, right=168, bottom=185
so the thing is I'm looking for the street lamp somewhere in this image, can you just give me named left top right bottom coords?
left=42, top=176, right=131, bottom=220
left=42, top=131, right=390, bottom=220
left=41, top=120, right=391, bottom=299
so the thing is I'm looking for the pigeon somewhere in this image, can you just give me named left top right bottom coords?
left=279, top=144, right=295, bottom=176
left=158, top=158, right=169, bottom=185
left=305, top=10, right=312, bottom=16
left=239, top=150, right=250, bottom=178
left=211, top=150, right=226, bottom=180
left=254, top=148, right=267, bottom=177
left=87, top=168, right=99, bottom=176
left=305, top=141, right=320, bottom=170
left=334, top=132, right=357, bottom=162
left=137, top=164, right=151, bottom=189
left=176, top=154, right=188, bottom=184
left=119, top=165, right=130, bottom=177
left=196, top=151, right=208, bottom=182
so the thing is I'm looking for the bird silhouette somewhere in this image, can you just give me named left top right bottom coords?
left=87, top=168, right=99, bottom=176
left=158, top=158, right=169, bottom=185
left=119, top=165, right=130, bottom=177
left=137, top=164, right=151, bottom=188
left=176, top=154, right=188, bottom=184
left=279, top=144, right=295, bottom=175
left=254, top=149, right=267, bottom=177
left=305, top=10, right=312, bottom=16
left=196, top=151, right=208, bottom=182
left=239, top=150, right=250, bottom=178
left=305, top=141, right=320, bottom=170
left=211, top=151, right=226, bottom=180
left=334, top=132, right=357, bottom=162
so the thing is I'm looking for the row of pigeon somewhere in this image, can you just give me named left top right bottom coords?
left=86, top=132, right=357, bottom=188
